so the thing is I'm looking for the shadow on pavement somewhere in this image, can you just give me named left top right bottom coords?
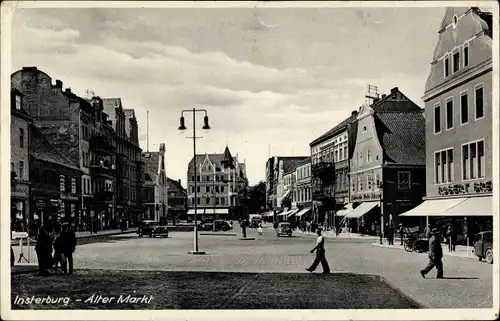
left=12, top=270, right=420, bottom=309
left=439, top=276, right=480, bottom=280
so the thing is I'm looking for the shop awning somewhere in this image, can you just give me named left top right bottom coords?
left=345, top=202, right=378, bottom=219
left=187, top=208, right=229, bottom=215
left=399, top=198, right=467, bottom=217
left=278, top=210, right=290, bottom=217
left=296, top=208, right=311, bottom=217
left=336, top=203, right=354, bottom=217
left=287, top=209, right=300, bottom=218
left=264, top=211, right=275, bottom=217
left=442, top=196, right=493, bottom=216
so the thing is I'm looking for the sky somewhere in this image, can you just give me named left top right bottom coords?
left=10, top=5, right=447, bottom=186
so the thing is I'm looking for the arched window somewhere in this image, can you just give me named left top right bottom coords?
left=367, top=150, right=372, bottom=163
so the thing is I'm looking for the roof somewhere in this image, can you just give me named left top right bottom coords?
left=143, top=152, right=160, bottom=182
left=30, top=126, right=80, bottom=171
left=167, top=177, right=187, bottom=195
left=375, top=112, right=426, bottom=165
left=371, top=88, right=422, bottom=113
left=222, top=146, right=234, bottom=164
left=282, top=157, right=309, bottom=174
left=102, top=98, right=121, bottom=130
left=310, top=113, right=357, bottom=146
left=124, top=109, right=136, bottom=120
left=188, top=147, right=237, bottom=172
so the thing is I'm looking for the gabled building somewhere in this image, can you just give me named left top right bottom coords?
left=166, top=177, right=188, bottom=220
left=187, top=146, right=249, bottom=220
left=401, top=7, right=493, bottom=239
left=346, top=87, right=426, bottom=233
left=142, top=143, right=168, bottom=222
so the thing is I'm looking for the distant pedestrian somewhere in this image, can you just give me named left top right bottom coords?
left=447, top=225, right=456, bottom=252
left=60, top=221, right=76, bottom=274
left=257, top=223, right=263, bottom=236
left=420, top=228, right=444, bottom=279
left=273, top=221, right=279, bottom=230
left=398, top=224, right=404, bottom=245
left=371, top=222, right=376, bottom=236
left=424, top=224, right=431, bottom=239
left=306, top=221, right=311, bottom=234
left=306, top=228, right=330, bottom=274
left=387, top=224, right=395, bottom=245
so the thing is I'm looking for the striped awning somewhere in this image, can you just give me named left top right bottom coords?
left=295, top=208, right=311, bottom=217
left=187, top=208, right=229, bottom=215
left=287, top=209, right=300, bottom=218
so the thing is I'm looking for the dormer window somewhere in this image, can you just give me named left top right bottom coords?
left=15, top=95, right=21, bottom=110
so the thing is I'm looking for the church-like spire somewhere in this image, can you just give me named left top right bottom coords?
left=221, top=146, right=234, bottom=169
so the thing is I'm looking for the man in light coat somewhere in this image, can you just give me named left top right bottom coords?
left=420, top=228, right=444, bottom=279
left=306, top=229, right=330, bottom=274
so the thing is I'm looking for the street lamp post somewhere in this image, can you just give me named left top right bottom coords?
left=179, top=108, right=210, bottom=255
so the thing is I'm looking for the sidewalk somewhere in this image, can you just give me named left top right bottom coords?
left=372, top=240, right=476, bottom=259
left=294, top=230, right=380, bottom=240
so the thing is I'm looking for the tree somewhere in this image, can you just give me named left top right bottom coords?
left=247, top=181, right=266, bottom=214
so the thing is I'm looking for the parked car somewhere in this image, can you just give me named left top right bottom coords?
left=137, top=220, right=167, bottom=237
left=276, top=222, right=292, bottom=237
left=199, top=220, right=231, bottom=231
left=474, top=231, right=493, bottom=264
left=148, top=223, right=169, bottom=238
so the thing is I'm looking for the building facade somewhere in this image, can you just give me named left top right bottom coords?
left=30, top=126, right=81, bottom=229
left=403, top=7, right=493, bottom=239
left=310, top=111, right=358, bottom=226
left=347, top=88, right=426, bottom=233
left=10, top=88, right=34, bottom=231
left=142, top=143, right=168, bottom=223
left=187, top=147, right=249, bottom=220
left=167, top=177, right=188, bottom=220
left=292, top=159, right=313, bottom=220
left=103, top=99, right=145, bottom=227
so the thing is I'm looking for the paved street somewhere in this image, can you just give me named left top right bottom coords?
left=11, top=226, right=493, bottom=309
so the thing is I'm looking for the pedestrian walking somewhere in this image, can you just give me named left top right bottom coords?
left=306, top=221, right=311, bottom=234
left=60, top=221, right=76, bottom=274
left=424, top=224, right=431, bottom=239
left=306, top=228, right=330, bottom=274
left=35, top=223, right=53, bottom=276
left=387, top=224, right=395, bottom=245
left=447, top=225, right=456, bottom=252
left=398, top=223, right=404, bottom=245
left=371, top=222, right=376, bottom=236
left=420, top=228, right=444, bottom=279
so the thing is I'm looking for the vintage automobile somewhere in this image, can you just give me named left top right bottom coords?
left=474, top=231, right=493, bottom=264
left=137, top=220, right=168, bottom=238
left=199, top=220, right=232, bottom=231
left=276, top=222, right=292, bottom=237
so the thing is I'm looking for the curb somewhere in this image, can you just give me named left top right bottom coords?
left=11, top=265, right=38, bottom=275
left=371, top=243, right=476, bottom=260
left=200, top=233, right=237, bottom=236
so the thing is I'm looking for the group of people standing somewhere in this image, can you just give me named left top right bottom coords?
left=35, top=218, right=76, bottom=276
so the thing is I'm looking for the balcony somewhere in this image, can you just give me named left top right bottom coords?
left=311, top=160, right=335, bottom=184
left=90, top=134, right=115, bottom=155
left=94, top=190, right=113, bottom=203
left=90, top=160, right=115, bottom=178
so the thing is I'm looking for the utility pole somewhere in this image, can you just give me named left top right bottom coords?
left=365, top=84, right=379, bottom=105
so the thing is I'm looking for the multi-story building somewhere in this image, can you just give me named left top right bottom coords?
left=29, top=126, right=81, bottom=229
left=265, top=156, right=308, bottom=213
left=293, top=159, right=313, bottom=220
left=279, top=168, right=296, bottom=220
left=346, top=88, right=426, bottom=233
left=166, top=177, right=188, bottom=220
left=103, top=99, right=145, bottom=227
left=309, top=111, right=358, bottom=226
left=142, top=143, right=168, bottom=223
left=10, top=87, right=34, bottom=231
left=186, top=146, right=249, bottom=221
left=401, top=7, right=493, bottom=239
left=11, top=67, right=115, bottom=231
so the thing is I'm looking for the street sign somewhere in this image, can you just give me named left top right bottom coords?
left=12, top=231, right=28, bottom=239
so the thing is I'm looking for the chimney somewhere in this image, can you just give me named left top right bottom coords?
left=178, top=179, right=181, bottom=184
left=22, top=66, right=38, bottom=71
left=352, top=110, right=358, bottom=117
left=55, top=80, right=63, bottom=89
left=391, top=87, right=398, bottom=93
left=372, top=97, right=380, bottom=104
left=65, top=88, right=72, bottom=93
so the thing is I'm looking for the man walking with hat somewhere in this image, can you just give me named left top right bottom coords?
left=420, top=228, right=443, bottom=279
left=306, top=228, right=330, bottom=274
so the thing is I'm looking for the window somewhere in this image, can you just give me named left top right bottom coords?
left=434, top=103, right=441, bottom=133
left=363, top=126, right=367, bottom=133
left=463, top=42, right=469, bottom=67
left=60, top=175, right=66, bottom=192
left=434, top=148, right=453, bottom=184
left=206, top=186, right=210, bottom=193
left=367, top=150, right=372, bottom=164
left=343, top=146, right=348, bottom=160
left=191, top=175, right=195, bottom=182
left=15, top=95, right=21, bottom=110
left=215, top=186, right=219, bottom=193
left=452, top=51, right=460, bottom=73
left=375, top=173, right=381, bottom=190
left=196, top=186, right=200, bottom=193
left=19, top=128, right=24, bottom=148
left=216, top=197, right=220, bottom=205
left=206, top=198, right=210, bottom=205
left=221, top=197, right=225, bottom=205
left=444, top=54, right=450, bottom=78
left=478, top=141, right=485, bottom=178
left=196, top=176, right=200, bottom=182
left=71, top=178, right=77, bottom=194
left=367, top=174, right=372, bottom=190
left=460, top=91, right=469, bottom=124
left=435, top=152, right=441, bottom=183
left=359, top=152, right=363, bottom=166
left=221, top=186, right=225, bottom=193
left=445, top=98, right=453, bottom=129
left=447, top=149, right=454, bottom=182
left=475, top=84, right=484, bottom=119
left=462, top=145, right=469, bottom=180
left=19, top=161, right=24, bottom=180
left=197, top=198, right=200, bottom=205
left=398, top=172, right=411, bottom=189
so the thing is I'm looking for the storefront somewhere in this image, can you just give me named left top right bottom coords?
left=11, top=181, right=30, bottom=231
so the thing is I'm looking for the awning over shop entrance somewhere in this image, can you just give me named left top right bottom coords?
left=399, top=198, right=467, bottom=217
left=442, top=196, right=493, bottom=216
left=278, top=210, right=290, bottom=217
left=187, top=208, right=229, bottom=215
left=296, top=208, right=311, bottom=217
left=264, top=211, right=275, bottom=217
left=287, top=209, right=300, bottom=218
left=345, top=202, right=378, bottom=219
left=336, top=203, right=354, bottom=217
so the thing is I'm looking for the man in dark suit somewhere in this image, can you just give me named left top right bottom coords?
left=35, top=223, right=53, bottom=276
left=420, top=228, right=443, bottom=279
left=60, top=221, right=76, bottom=274
left=306, top=228, right=330, bottom=274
